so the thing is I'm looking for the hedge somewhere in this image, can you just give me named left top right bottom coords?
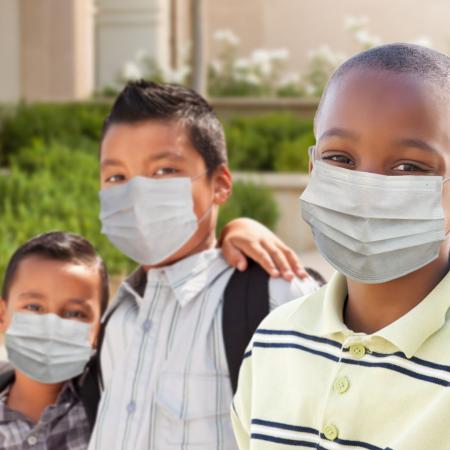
left=0, top=140, right=279, bottom=277
left=0, top=104, right=312, bottom=277
left=0, top=104, right=314, bottom=172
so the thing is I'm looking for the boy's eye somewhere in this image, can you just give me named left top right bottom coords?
left=392, top=162, right=430, bottom=174
left=153, top=167, right=179, bottom=177
left=321, top=153, right=355, bottom=168
left=105, top=174, right=127, bottom=184
left=24, top=304, right=43, bottom=313
left=64, top=310, right=87, bottom=320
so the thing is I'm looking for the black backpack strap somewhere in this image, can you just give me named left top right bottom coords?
left=77, top=356, right=102, bottom=432
left=223, top=260, right=270, bottom=394
left=0, top=364, right=15, bottom=392
left=76, top=304, right=119, bottom=431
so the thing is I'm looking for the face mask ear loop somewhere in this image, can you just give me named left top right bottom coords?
left=442, top=177, right=450, bottom=237
left=191, top=169, right=211, bottom=182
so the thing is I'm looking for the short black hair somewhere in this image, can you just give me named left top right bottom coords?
left=315, top=43, right=450, bottom=130
left=1, top=232, right=109, bottom=314
left=102, top=80, right=228, bottom=172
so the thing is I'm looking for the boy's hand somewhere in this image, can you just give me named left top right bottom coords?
left=219, top=218, right=308, bottom=281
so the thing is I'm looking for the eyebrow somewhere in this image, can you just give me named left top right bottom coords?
left=18, top=291, right=45, bottom=300
left=318, top=127, right=360, bottom=141
left=101, top=158, right=123, bottom=169
left=395, top=138, right=439, bottom=154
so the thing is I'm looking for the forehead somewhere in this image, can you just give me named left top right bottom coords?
left=316, top=68, right=449, bottom=145
left=10, top=256, right=100, bottom=298
left=100, top=120, right=200, bottom=163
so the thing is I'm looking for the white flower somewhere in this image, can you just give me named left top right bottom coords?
left=354, top=29, right=382, bottom=48
left=304, top=83, right=316, bottom=96
left=344, top=15, right=369, bottom=32
left=269, top=48, right=290, bottom=61
left=250, top=49, right=273, bottom=76
left=210, top=59, right=223, bottom=73
left=278, top=72, right=300, bottom=87
left=163, top=65, right=191, bottom=84
left=233, top=57, right=251, bottom=71
left=244, top=73, right=261, bottom=85
left=213, top=29, right=240, bottom=46
left=122, top=61, right=142, bottom=81
left=308, top=45, right=344, bottom=66
left=410, top=36, right=433, bottom=48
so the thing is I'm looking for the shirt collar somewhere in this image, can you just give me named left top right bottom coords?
left=319, top=271, right=450, bottom=358
left=375, top=270, right=450, bottom=358
left=0, top=380, right=77, bottom=424
left=106, top=249, right=230, bottom=313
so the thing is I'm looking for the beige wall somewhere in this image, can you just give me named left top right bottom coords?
left=207, top=0, right=450, bottom=71
left=95, top=0, right=171, bottom=89
left=20, top=0, right=94, bottom=101
left=0, top=0, right=21, bottom=102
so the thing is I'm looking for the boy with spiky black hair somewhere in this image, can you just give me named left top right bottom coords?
left=232, top=43, right=450, bottom=450
left=89, top=81, right=321, bottom=450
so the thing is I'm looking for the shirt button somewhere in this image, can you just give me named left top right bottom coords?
left=127, top=400, right=136, bottom=414
left=142, top=319, right=152, bottom=332
left=27, top=436, right=38, bottom=446
left=333, top=376, right=350, bottom=394
left=349, top=344, right=366, bottom=359
left=323, top=424, right=339, bottom=441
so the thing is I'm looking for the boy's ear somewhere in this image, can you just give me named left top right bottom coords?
left=309, top=160, right=314, bottom=174
left=0, top=299, right=8, bottom=333
left=212, top=164, right=232, bottom=206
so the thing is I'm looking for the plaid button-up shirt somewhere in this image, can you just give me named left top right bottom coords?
left=0, top=379, right=90, bottom=450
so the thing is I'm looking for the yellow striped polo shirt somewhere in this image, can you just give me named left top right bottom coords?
left=232, top=271, right=450, bottom=450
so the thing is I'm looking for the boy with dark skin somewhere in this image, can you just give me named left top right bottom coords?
left=233, top=44, right=450, bottom=450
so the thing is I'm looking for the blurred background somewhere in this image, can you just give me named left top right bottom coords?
left=0, top=0, right=449, bottom=285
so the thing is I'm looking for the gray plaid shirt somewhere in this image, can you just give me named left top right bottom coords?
left=0, top=379, right=90, bottom=450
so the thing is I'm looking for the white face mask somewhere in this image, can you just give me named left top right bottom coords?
left=300, top=159, right=448, bottom=284
left=6, top=313, right=94, bottom=384
left=99, top=175, right=210, bottom=265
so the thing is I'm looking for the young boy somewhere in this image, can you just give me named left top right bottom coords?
left=89, top=81, right=321, bottom=450
left=0, top=231, right=109, bottom=449
left=232, top=43, right=450, bottom=450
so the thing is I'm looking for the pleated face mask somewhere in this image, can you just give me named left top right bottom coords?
left=300, top=155, right=449, bottom=284
left=6, top=312, right=94, bottom=384
left=100, top=175, right=210, bottom=265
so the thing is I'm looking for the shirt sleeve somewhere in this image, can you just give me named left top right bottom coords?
left=268, top=274, right=320, bottom=311
left=231, top=348, right=253, bottom=450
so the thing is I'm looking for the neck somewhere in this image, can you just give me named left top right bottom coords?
left=7, top=370, right=63, bottom=423
left=345, top=247, right=450, bottom=334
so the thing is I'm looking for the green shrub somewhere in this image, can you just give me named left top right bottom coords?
left=0, top=141, right=280, bottom=278
left=0, top=103, right=111, bottom=165
left=225, top=113, right=314, bottom=172
left=0, top=140, right=134, bottom=279
left=274, top=131, right=315, bottom=172
left=217, top=181, right=279, bottom=234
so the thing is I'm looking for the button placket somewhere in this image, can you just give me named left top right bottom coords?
left=323, top=423, right=339, bottom=441
left=333, top=375, right=350, bottom=394
left=349, top=343, right=366, bottom=359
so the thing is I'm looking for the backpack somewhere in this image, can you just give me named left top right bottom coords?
left=0, top=261, right=324, bottom=431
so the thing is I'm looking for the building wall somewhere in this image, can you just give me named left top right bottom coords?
left=208, top=0, right=450, bottom=71
left=0, top=0, right=21, bottom=102
left=95, top=0, right=171, bottom=90
left=20, top=0, right=94, bottom=101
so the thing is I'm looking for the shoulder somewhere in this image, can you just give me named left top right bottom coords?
left=257, top=282, right=328, bottom=333
left=268, top=274, right=321, bottom=310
